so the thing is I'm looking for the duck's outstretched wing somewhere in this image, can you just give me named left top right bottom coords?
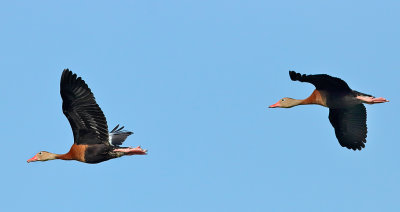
left=289, top=71, right=352, bottom=93
left=328, top=104, right=367, bottom=150
left=60, top=69, right=109, bottom=145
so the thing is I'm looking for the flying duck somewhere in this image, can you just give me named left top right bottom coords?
left=27, top=69, right=147, bottom=164
left=269, top=71, right=388, bottom=150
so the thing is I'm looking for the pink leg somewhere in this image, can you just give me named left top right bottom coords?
left=113, top=146, right=147, bottom=155
left=356, top=96, right=389, bottom=104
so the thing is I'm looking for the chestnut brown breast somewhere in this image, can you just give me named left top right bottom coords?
left=58, top=144, right=88, bottom=162
left=303, top=90, right=327, bottom=107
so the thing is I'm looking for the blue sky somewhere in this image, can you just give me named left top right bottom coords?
left=1, top=1, right=399, bottom=211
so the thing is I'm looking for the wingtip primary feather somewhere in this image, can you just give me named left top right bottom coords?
left=289, top=70, right=295, bottom=80
left=288, top=70, right=304, bottom=82
left=110, top=124, right=120, bottom=133
left=110, top=124, right=133, bottom=134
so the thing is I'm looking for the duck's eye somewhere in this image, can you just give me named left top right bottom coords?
left=281, top=99, right=285, bottom=102
left=39, top=152, right=42, bottom=155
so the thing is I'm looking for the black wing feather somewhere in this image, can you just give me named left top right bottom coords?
left=60, top=69, right=109, bottom=145
left=328, top=104, right=367, bottom=150
left=289, top=71, right=352, bottom=93
left=110, top=124, right=120, bottom=133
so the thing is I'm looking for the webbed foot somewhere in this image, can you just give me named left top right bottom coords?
left=357, top=96, right=389, bottom=104
left=113, top=146, right=147, bottom=155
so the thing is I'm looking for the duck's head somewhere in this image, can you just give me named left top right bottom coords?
left=269, top=97, right=299, bottom=108
left=27, top=151, right=56, bottom=163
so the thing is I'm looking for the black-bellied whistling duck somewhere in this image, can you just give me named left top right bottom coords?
left=27, top=69, right=147, bottom=164
left=269, top=71, right=389, bottom=150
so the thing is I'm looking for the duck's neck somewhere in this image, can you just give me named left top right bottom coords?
left=285, top=99, right=304, bottom=107
left=56, top=152, right=74, bottom=160
left=39, top=152, right=73, bottom=161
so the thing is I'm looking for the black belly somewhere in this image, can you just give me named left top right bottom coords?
left=325, top=92, right=359, bottom=109
left=84, top=144, right=114, bottom=164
